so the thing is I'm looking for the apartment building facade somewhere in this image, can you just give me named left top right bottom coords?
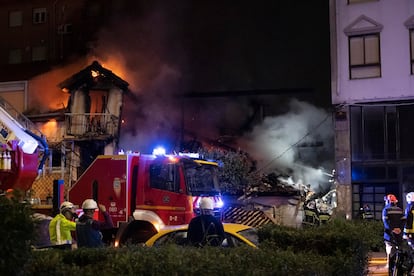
left=330, top=0, right=414, bottom=219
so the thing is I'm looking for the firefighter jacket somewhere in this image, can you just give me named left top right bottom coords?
left=404, top=203, right=414, bottom=236
left=303, top=205, right=319, bottom=226
left=359, top=207, right=374, bottom=220
left=76, top=211, right=114, bottom=248
left=382, top=203, right=405, bottom=242
left=49, top=213, right=76, bottom=245
left=187, top=214, right=225, bottom=247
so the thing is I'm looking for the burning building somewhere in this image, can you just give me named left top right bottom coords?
left=26, top=60, right=129, bottom=202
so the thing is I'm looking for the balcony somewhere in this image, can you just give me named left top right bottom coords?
left=65, top=113, right=119, bottom=140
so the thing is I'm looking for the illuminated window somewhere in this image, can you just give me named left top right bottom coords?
left=33, top=8, right=47, bottom=24
left=32, top=46, right=47, bottom=61
left=9, top=11, right=22, bottom=27
left=344, top=15, right=383, bottom=79
left=8, top=49, right=22, bottom=64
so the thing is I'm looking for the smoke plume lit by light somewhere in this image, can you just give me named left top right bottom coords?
left=239, top=99, right=334, bottom=191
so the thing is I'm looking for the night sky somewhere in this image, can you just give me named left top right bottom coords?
left=100, top=0, right=331, bottom=107
left=185, top=1, right=331, bottom=107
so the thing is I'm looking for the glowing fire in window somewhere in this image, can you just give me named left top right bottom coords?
left=41, top=119, right=58, bottom=140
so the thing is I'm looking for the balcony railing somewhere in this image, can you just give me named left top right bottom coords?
left=65, top=113, right=119, bottom=138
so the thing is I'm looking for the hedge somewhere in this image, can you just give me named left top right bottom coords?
left=0, top=197, right=385, bottom=276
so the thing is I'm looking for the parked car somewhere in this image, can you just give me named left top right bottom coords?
left=144, top=223, right=258, bottom=248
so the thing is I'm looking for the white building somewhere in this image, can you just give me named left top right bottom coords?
left=330, top=0, right=414, bottom=219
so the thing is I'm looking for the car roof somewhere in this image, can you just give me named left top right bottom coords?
left=157, top=223, right=253, bottom=234
left=145, top=223, right=257, bottom=248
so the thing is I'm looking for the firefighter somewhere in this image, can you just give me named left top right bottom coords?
left=302, top=200, right=319, bottom=226
left=318, top=202, right=331, bottom=224
left=49, top=201, right=77, bottom=249
left=187, top=197, right=225, bottom=247
left=382, top=194, right=405, bottom=269
left=76, top=199, right=114, bottom=248
left=404, top=192, right=414, bottom=248
left=359, top=204, right=374, bottom=220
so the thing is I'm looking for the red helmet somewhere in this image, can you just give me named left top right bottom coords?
left=385, top=194, right=398, bottom=203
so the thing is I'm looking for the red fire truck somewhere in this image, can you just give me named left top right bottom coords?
left=0, top=98, right=48, bottom=193
left=68, top=149, right=223, bottom=245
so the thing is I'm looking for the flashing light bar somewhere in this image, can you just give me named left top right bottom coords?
left=194, top=196, right=224, bottom=209
left=152, top=147, right=166, bottom=156
left=178, top=152, right=200, bottom=158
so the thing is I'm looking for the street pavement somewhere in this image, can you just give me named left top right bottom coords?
left=367, top=252, right=388, bottom=276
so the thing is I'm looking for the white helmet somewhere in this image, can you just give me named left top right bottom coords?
left=306, top=200, right=316, bottom=209
left=82, top=199, right=98, bottom=210
left=199, top=197, right=214, bottom=210
left=60, top=201, right=75, bottom=213
left=407, top=192, right=414, bottom=203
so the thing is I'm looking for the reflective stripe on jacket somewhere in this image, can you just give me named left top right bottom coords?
left=49, top=213, right=76, bottom=245
left=382, top=203, right=405, bottom=242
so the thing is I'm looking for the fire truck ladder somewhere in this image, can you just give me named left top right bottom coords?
left=0, top=96, right=49, bottom=172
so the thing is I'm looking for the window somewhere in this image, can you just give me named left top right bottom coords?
left=405, top=15, right=414, bottom=75
left=344, top=15, right=383, bottom=79
left=351, top=105, right=385, bottom=160
left=51, top=148, right=63, bottom=168
left=32, top=46, right=47, bottom=61
left=149, top=163, right=179, bottom=193
left=57, top=24, right=73, bottom=34
left=351, top=103, right=414, bottom=161
left=410, top=29, right=414, bottom=74
left=8, top=49, right=22, bottom=64
left=349, top=34, right=381, bottom=79
left=9, top=11, right=22, bottom=27
left=399, top=106, right=414, bottom=158
left=33, top=8, right=47, bottom=24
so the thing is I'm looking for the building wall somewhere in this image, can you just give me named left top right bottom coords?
left=331, top=0, right=414, bottom=219
left=0, top=0, right=113, bottom=82
left=333, top=0, right=414, bottom=104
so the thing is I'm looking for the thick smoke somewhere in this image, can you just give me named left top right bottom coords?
left=28, top=60, right=86, bottom=113
left=240, top=99, right=334, bottom=192
left=27, top=2, right=334, bottom=187
left=86, top=2, right=189, bottom=153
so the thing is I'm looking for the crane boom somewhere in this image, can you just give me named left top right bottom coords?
left=0, top=97, right=48, bottom=192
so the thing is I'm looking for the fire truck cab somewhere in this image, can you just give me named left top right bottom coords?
left=68, top=149, right=223, bottom=245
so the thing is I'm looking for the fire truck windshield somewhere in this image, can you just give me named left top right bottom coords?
left=183, top=160, right=221, bottom=196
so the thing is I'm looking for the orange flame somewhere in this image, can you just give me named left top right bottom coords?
left=40, top=119, right=59, bottom=141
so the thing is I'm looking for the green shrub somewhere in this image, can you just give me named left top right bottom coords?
left=20, top=216, right=386, bottom=275
left=257, top=218, right=385, bottom=275
left=0, top=192, right=35, bottom=275
left=23, top=245, right=363, bottom=276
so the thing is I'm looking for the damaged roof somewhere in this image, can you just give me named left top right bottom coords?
left=58, top=60, right=129, bottom=92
